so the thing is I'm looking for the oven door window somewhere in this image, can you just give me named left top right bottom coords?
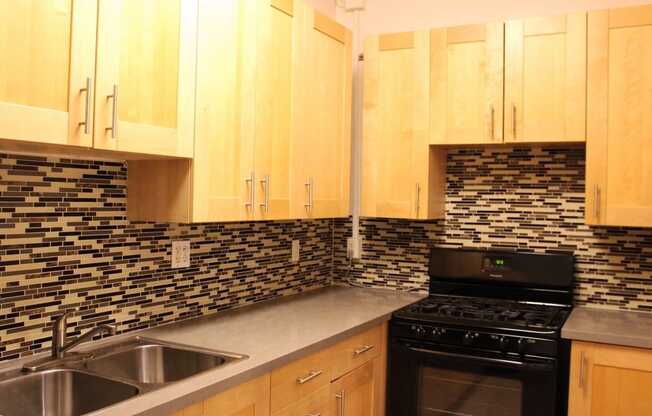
left=389, top=341, right=557, bottom=416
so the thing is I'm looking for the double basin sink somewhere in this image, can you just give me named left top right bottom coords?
left=0, top=338, right=246, bottom=416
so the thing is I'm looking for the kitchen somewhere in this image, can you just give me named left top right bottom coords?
left=0, top=0, right=651, bottom=415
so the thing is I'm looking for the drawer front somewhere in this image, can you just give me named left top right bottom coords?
left=272, top=384, right=331, bottom=416
left=331, top=324, right=383, bottom=380
left=271, top=348, right=334, bottom=413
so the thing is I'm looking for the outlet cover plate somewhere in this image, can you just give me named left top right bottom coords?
left=172, top=240, right=190, bottom=269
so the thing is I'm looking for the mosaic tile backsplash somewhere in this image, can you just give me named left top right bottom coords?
left=0, top=153, right=333, bottom=361
left=334, top=146, right=652, bottom=312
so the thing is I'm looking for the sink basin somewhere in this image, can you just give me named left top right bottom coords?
left=84, top=338, right=245, bottom=384
left=0, top=369, right=139, bottom=416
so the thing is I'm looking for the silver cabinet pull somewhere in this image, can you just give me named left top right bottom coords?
left=305, top=414, right=321, bottom=416
left=78, top=77, right=92, bottom=135
left=490, top=105, right=495, bottom=140
left=353, top=345, right=374, bottom=356
left=259, top=175, right=270, bottom=213
left=512, top=104, right=517, bottom=139
left=304, top=177, right=314, bottom=210
left=415, top=183, right=421, bottom=218
left=296, top=369, right=322, bottom=385
left=106, top=84, right=118, bottom=138
left=594, top=185, right=601, bottom=221
left=579, top=351, right=587, bottom=390
left=245, top=172, right=255, bottom=209
left=336, top=390, right=346, bottom=416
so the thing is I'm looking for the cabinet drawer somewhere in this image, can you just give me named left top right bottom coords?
left=271, top=348, right=334, bottom=413
left=331, top=325, right=383, bottom=380
left=272, top=384, right=331, bottom=416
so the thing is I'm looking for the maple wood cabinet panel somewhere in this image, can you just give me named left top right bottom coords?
left=505, top=13, right=587, bottom=143
left=585, top=5, right=652, bottom=227
left=291, top=4, right=352, bottom=219
left=0, top=0, right=96, bottom=148
left=362, top=31, right=446, bottom=220
left=430, top=22, right=504, bottom=145
left=568, top=341, right=652, bottom=416
left=92, top=0, right=197, bottom=158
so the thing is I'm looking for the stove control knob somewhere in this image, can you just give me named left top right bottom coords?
left=516, top=338, right=526, bottom=355
left=411, top=325, right=425, bottom=337
left=463, top=331, right=478, bottom=346
left=431, top=328, right=443, bottom=339
left=499, top=336, right=510, bottom=351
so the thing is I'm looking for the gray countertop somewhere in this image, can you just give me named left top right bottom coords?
left=63, top=286, right=423, bottom=416
left=562, top=306, right=652, bottom=349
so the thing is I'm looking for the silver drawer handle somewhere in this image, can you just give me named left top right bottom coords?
left=336, top=390, right=346, bottom=416
left=296, top=369, right=322, bottom=385
left=354, top=345, right=374, bottom=356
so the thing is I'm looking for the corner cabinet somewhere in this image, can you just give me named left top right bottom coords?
left=505, top=13, right=587, bottom=143
left=585, top=5, right=652, bottom=227
left=0, top=0, right=96, bottom=147
left=568, top=341, right=652, bottom=416
left=128, top=0, right=352, bottom=223
left=362, top=31, right=446, bottom=220
left=93, top=0, right=197, bottom=158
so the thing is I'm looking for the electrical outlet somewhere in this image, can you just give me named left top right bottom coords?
left=291, top=240, right=300, bottom=263
left=171, top=240, right=190, bottom=269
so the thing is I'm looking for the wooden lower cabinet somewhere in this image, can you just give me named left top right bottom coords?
left=171, top=323, right=387, bottom=416
left=568, top=341, right=652, bottom=416
left=173, top=374, right=270, bottom=416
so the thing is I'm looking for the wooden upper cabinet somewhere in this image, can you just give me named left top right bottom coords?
left=505, top=13, right=587, bottom=143
left=93, top=0, right=197, bottom=157
left=292, top=4, right=352, bottom=219
left=430, top=23, right=504, bottom=145
left=362, top=31, right=445, bottom=220
left=586, top=5, right=652, bottom=227
left=253, top=0, right=297, bottom=221
left=568, top=342, right=652, bottom=416
left=0, top=0, right=96, bottom=147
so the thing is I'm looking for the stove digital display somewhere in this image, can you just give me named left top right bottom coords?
left=483, top=255, right=511, bottom=272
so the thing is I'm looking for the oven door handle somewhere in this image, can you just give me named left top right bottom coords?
left=407, top=346, right=555, bottom=371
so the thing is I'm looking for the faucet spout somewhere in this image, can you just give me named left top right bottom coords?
left=52, top=312, right=116, bottom=359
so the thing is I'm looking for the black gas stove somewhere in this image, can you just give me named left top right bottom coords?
left=388, top=247, right=574, bottom=416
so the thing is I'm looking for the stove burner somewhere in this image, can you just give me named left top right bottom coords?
left=399, top=295, right=567, bottom=330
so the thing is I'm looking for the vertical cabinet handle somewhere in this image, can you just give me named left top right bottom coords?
left=512, top=104, right=517, bottom=139
left=106, top=84, right=118, bottom=138
left=335, top=390, right=346, bottom=416
left=305, top=178, right=314, bottom=210
left=245, top=172, right=255, bottom=209
left=594, top=185, right=601, bottom=221
left=259, top=175, right=270, bottom=213
left=579, top=351, right=588, bottom=390
left=78, top=77, right=92, bottom=135
left=415, top=183, right=421, bottom=218
left=490, top=105, right=495, bottom=140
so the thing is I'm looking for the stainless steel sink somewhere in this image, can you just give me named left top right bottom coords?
left=0, top=369, right=140, bottom=416
left=83, top=338, right=246, bottom=384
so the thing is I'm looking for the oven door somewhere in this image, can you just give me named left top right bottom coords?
left=388, top=338, right=558, bottom=416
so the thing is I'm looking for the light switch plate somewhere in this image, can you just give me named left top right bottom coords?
left=172, top=240, right=190, bottom=269
left=291, top=240, right=300, bottom=263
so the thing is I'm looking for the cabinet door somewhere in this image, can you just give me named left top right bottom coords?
left=569, top=342, right=652, bottom=416
left=94, top=0, right=197, bottom=157
left=192, top=0, right=257, bottom=222
left=505, top=13, right=586, bottom=143
left=0, top=0, right=96, bottom=147
left=292, top=5, right=352, bottom=219
left=330, top=360, right=377, bottom=416
left=430, top=23, right=504, bottom=145
left=253, top=0, right=297, bottom=221
left=204, top=374, right=271, bottom=416
left=362, top=32, right=443, bottom=220
left=586, top=6, right=652, bottom=227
